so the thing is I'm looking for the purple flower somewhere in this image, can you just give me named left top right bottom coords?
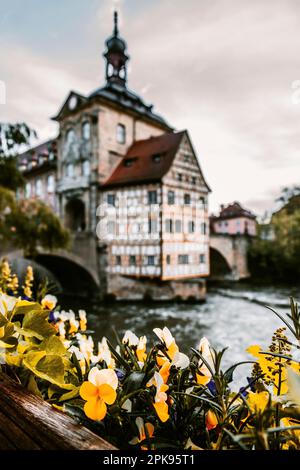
left=116, top=369, right=125, bottom=381
left=207, top=379, right=217, bottom=396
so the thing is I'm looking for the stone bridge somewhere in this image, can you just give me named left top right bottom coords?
left=210, top=234, right=251, bottom=281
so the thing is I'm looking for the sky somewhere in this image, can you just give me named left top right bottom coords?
left=0, top=0, right=300, bottom=215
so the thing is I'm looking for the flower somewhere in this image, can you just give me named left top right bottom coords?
left=80, top=367, right=118, bottom=421
left=171, top=351, right=190, bottom=369
left=0, top=293, right=18, bottom=317
left=123, top=330, right=139, bottom=346
left=123, top=330, right=147, bottom=363
left=41, top=294, right=57, bottom=311
left=247, top=391, right=270, bottom=414
left=93, top=337, right=115, bottom=368
left=79, top=310, right=87, bottom=331
left=130, top=417, right=155, bottom=449
left=152, top=371, right=169, bottom=422
left=196, top=337, right=215, bottom=386
left=153, top=327, right=179, bottom=365
left=206, top=409, right=218, bottom=431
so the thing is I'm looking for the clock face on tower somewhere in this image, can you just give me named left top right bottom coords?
left=68, top=96, right=78, bottom=110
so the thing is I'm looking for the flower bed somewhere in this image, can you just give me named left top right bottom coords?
left=1, top=260, right=300, bottom=450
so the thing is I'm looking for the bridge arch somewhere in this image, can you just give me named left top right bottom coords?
left=209, top=247, right=231, bottom=279
left=4, top=249, right=100, bottom=296
left=210, top=234, right=250, bottom=280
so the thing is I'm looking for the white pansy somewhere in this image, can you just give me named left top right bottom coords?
left=153, top=327, right=174, bottom=348
left=171, top=351, right=190, bottom=369
left=88, top=367, right=118, bottom=390
left=123, top=330, right=139, bottom=347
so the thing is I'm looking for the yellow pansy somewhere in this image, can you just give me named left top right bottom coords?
left=153, top=327, right=179, bottom=366
left=152, top=371, right=169, bottom=422
left=79, top=310, right=87, bottom=332
left=196, top=337, right=215, bottom=386
left=130, top=417, right=155, bottom=449
left=80, top=367, right=118, bottom=421
left=41, top=295, right=57, bottom=311
left=247, top=391, right=270, bottom=414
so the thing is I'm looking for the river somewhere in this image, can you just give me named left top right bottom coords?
left=60, top=283, right=300, bottom=388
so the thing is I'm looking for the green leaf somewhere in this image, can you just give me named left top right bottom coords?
left=123, top=372, right=145, bottom=395
left=23, top=351, right=74, bottom=390
left=59, top=387, right=80, bottom=402
left=22, top=309, right=56, bottom=340
left=39, top=336, right=66, bottom=356
left=224, top=361, right=256, bottom=383
left=27, top=374, right=42, bottom=398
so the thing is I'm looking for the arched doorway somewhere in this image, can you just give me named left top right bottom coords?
left=65, top=198, right=86, bottom=232
left=209, top=247, right=231, bottom=279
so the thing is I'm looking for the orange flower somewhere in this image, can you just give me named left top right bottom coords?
left=80, top=367, right=118, bottom=421
left=130, top=417, right=155, bottom=449
left=206, top=410, right=218, bottom=431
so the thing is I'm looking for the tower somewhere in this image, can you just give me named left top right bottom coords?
left=104, top=12, right=129, bottom=87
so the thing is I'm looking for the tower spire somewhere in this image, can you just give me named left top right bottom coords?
left=104, top=11, right=129, bottom=88
left=114, top=11, right=119, bottom=36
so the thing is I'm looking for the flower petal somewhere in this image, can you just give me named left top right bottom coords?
left=98, top=384, right=117, bottom=405
left=80, top=381, right=98, bottom=401
left=88, top=367, right=118, bottom=389
left=84, top=397, right=107, bottom=421
left=154, top=402, right=169, bottom=422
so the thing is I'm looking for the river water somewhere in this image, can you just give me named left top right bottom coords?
left=61, top=284, right=300, bottom=388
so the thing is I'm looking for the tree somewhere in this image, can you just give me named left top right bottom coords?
left=0, top=123, right=36, bottom=191
left=0, top=122, right=70, bottom=256
left=248, top=192, right=300, bottom=282
left=7, top=198, right=70, bottom=258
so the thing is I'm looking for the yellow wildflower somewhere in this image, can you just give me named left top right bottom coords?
left=41, top=294, right=57, bottom=311
left=206, top=409, right=218, bottom=431
left=247, top=391, right=270, bottom=414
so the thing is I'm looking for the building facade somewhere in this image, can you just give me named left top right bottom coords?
left=210, top=202, right=256, bottom=236
left=18, top=13, right=211, bottom=301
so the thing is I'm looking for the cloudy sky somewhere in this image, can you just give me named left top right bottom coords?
left=0, top=0, right=300, bottom=215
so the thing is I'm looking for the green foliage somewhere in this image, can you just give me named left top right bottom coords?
left=249, top=198, right=300, bottom=281
left=6, top=198, right=70, bottom=257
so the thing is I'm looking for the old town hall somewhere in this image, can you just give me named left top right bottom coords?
left=18, top=13, right=211, bottom=301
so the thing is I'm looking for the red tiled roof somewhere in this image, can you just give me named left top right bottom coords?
left=102, top=131, right=185, bottom=187
left=212, top=202, right=256, bottom=220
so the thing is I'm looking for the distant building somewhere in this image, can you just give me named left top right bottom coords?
left=17, top=12, right=211, bottom=300
left=210, top=202, right=257, bottom=236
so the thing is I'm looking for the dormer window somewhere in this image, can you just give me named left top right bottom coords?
left=117, top=124, right=126, bottom=144
left=152, top=153, right=161, bottom=163
left=82, top=121, right=91, bottom=140
left=124, top=158, right=136, bottom=167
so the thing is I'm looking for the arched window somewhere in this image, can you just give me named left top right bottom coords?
left=66, top=163, right=74, bottom=178
left=66, top=128, right=76, bottom=145
left=116, top=124, right=126, bottom=144
left=82, top=121, right=91, bottom=140
left=35, top=179, right=43, bottom=198
left=82, top=160, right=90, bottom=177
left=25, top=182, right=32, bottom=198
left=47, top=175, right=55, bottom=194
left=65, top=198, right=86, bottom=232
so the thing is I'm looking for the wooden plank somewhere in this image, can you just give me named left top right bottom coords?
left=0, top=408, right=40, bottom=450
left=0, top=372, right=117, bottom=450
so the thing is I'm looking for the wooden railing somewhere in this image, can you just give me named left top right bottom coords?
left=0, top=372, right=116, bottom=450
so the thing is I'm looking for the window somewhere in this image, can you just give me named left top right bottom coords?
left=124, top=158, right=136, bottom=167
left=117, top=124, right=126, bottom=144
left=35, top=179, right=43, bottom=198
left=66, top=128, right=76, bottom=145
left=166, top=255, right=171, bottom=265
left=167, top=191, right=175, bottom=205
left=148, top=190, right=157, bottom=205
left=201, top=222, right=207, bottom=235
left=47, top=175, right=55, bottom=194
left=107, top=221, right=116, bottom=235
left=200, top=254, right=206, bottom=264
left=184, top=154, right=190, bottom=163
left=107, top=194, right=116, bottom=207
left=165, top=219, right=173, bottom=233
left=175, top=220, right=182, bottom=233
left=177, top=173, right=183, bottom=182
left=148, top=218, right=158, bottom=233
left=129, top=255, right=136, bottom=266
left=199, top=196, right=206, bottom=208
left=116, top=256, right=122, bottom=266
left=82, top=121, right=91, bottom=140
left=147, top=256, right=155, bottom=266
left=152, top=153, right=162, bottom=163
left=82, top=160, right=90, bottom=177
left=188, top=221, right=195, bottom=233
left=66, top=163, right=74, bottom=178
left=192, top=176, right=197, bottom=185
left=49, top=151, right=55, bottom=161
left=178, top=255, right=189, bottom=265
left=25, top=182, right=31, bottom=198
left=184, top=193, right=191, bottom=205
